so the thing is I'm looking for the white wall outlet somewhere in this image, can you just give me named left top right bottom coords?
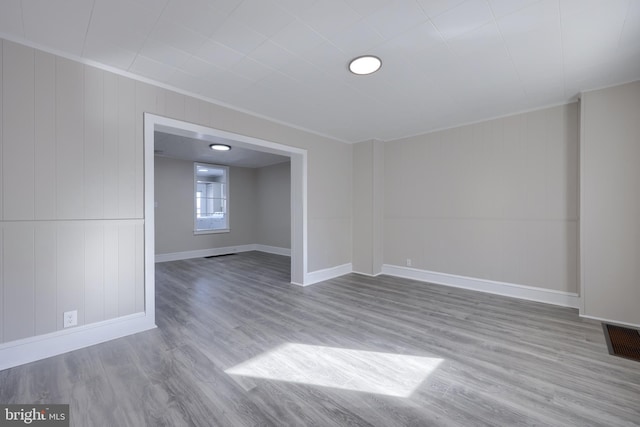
left=406, top=258, right=412, bottom=267
left=63, top=310, right=78, bottom=328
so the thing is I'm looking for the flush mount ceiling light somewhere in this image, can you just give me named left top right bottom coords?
left=209, top=144, right=231, bottom=151
left=348, top=55, right=382, bottom=75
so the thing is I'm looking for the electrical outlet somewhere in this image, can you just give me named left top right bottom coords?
left=406, top=258, right=412, bottom=267
left=63, top=310, right=78, bottom=328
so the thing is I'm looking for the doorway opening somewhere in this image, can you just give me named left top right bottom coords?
left=143, top=114, right=308, bottom=323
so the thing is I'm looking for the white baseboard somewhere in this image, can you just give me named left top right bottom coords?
left=0, top=313, right=156, bottom=371
left=155, top=244, right=291, bottom=263
left=579, top=314, right=640, bottom=329
left=352, top=270, right=382, bottom=277
left=298, top=263, right=353, bottom=287
left=155, top=244, right=256, bottom=262
left=381, top=265, right=580, bottom=308
left=254, top=244, right=291, bottom=257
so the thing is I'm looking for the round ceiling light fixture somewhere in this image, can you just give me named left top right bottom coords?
left=348, top=55, right=382, bottom=75
left=209, top=144, right=231, bottom=151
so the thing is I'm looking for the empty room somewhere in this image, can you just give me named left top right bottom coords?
left=0, top=1, right=639, bottom=426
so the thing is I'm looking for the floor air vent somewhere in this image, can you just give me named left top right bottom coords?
left=204, top=253, right=236, bottom=259
left=602, top=323, right=640, bottom=362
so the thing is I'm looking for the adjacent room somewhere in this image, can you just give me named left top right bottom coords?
left=0, top=1, right=639, bottom=426
left=153, top=130, right=292, bottom=266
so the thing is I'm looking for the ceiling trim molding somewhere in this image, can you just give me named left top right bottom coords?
left=386, top=100, right=580, bottom=143
left=578, top=78, right=640, bottom=96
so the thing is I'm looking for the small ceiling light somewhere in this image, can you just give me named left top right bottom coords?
left=348, top=55, right=382, bottom=75
left=209, top=144, right=231, bottom=151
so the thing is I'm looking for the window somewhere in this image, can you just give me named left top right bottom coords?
left=194, top=163, right=229, bottom=234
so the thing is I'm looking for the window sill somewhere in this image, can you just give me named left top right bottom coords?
left=194, top=229, right=230, bottom=235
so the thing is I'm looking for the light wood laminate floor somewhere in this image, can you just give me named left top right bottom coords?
left=1, top=251, right=639, bottom=426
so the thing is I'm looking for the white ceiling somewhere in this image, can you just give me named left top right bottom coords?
left=1, top=0, right=639, bottom=143
left=155, top=131, right=290, bottom=168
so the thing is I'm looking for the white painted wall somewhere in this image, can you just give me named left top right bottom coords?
left=256, top=161, right=291, bottom=249
left=383, top=104, right=580, bottom=295
left=580, top=81, right=640, bottom=326
left=352, top=140, right=384, bottom=276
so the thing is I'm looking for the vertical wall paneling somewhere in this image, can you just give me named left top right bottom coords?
left=34, top=224, right=57, bottom=335
left=0, top=40, right=4, bottom=220
left=118, top=76, right=136, bottom=218
left=2, top=41, right=35, bottom=220
left=155, top=87, right=166, bottom=117
left=501, top=114, right=525, bottom=219
left=117, top=223, right=136, bottom=316
left=184, top=96, right=201, bottom=124
left=134, top=83, right=157, bottom=219
left=3, top=224, right=35, bottom=341
left=581, top=82, right=640, bottom=325
left=56, top=58, right=84, bottom=219
left=84, top=223, right=105, bottom=324
left=372, top=141, right=384, bottom=273
left=352, top=141, right=374, bottom=274
left=0, top=226, right=4, bottom=343
left=255, top=162, right=291, bottom=249
left=103, top=223, right=119, bottom=319
left=523, top=110, right=547, bottom=218
left=307, top=142, right=353, bottom=271
left=134, top=82, right=158, bottom=116
left=135, top=223, right=144, bottom=313
left=383, top=104, right=579, bottom=294
left=34, top=51, right=57, bottom=220
left=103, top=73, right=119, bottom=219
left=1, top=43, right=150, bottom=346
left=56, top=223, right=85, bottom=329
left=164, top=90, right=185, bottom=120
left=196, top=99, right=212, bottom=126
left=84, top=66, right=105, bottom=219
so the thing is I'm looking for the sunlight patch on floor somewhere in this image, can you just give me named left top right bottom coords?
left=225, top=343, right=443, bottom=397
